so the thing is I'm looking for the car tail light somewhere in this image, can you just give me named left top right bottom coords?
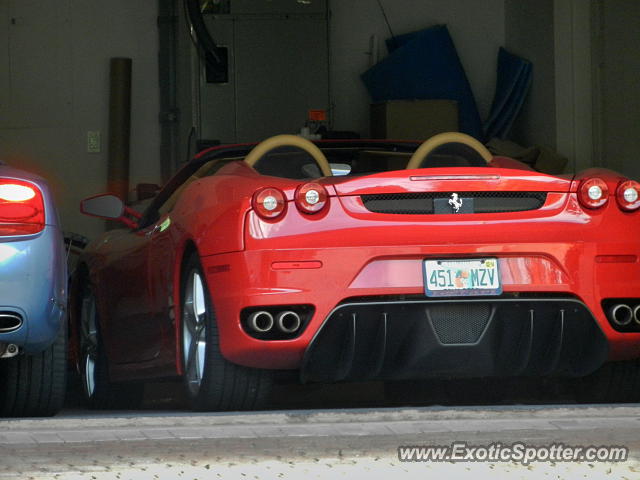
left=0, top=179, right=45, bottom=236
left=295, top=183, right=328, bottom=214
left=616, top=180, right=640, bottom=212
left=252, top=187, right=286, bottom=220
left=578, top=178, right=609, bottom=209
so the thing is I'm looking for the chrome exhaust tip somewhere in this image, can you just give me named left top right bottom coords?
left=247, top=311, right=274, bottom=333
left=634, top=305, right=640, bottom=325
left=611, top=304, right=633, bottom=326
left=276, top=311, right=302, bottom=334
left=0, top=343, right=19, bottom=358
left=0, top=312, right=23, bottom=333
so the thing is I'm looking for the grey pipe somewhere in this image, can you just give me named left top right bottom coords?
left=611, top=304, right=633, bottom=326
left=248, top=311, right=274, bottom=333
left=276, top=311, right=302, bottom=334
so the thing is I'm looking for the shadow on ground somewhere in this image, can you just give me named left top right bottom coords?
left=64, top=370, right=578, bottom=413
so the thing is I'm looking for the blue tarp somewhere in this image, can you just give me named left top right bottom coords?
left=483, top=47, right=532, bottom=141
left=362, top=26, right=533, bottom=142
left=361, top=25, right=483, bottom=140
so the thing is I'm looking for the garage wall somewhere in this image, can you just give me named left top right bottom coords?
left=0, top=0, right=160, bottom=239
left=504, top=0, right=556, bottom=150
left=595, top=0, right=640, bottom=180
left=6, top=0, right=612, bottom=238
left=328, top=0, right=505, bottom=136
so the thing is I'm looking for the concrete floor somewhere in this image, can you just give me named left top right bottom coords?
left=1, top=404, right=640, bottom=479
left=1, top=379, right=639, bottom=479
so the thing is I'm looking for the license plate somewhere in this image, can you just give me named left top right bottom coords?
left=423, top=258, right=502, bottom=297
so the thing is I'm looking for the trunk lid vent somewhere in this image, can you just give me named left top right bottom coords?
left=361, top=191, right=547, bottom=215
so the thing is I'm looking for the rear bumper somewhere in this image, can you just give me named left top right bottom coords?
left=301, top=298, right=608, bottom=382
left=202, top=238, right=640, bottom=377
left=0, top=227, right=67, bottom=353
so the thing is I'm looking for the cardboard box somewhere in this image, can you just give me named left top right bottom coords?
left=370, top=100, right=458, bottom=140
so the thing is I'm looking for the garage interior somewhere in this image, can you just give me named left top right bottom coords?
left=2, top=3, right=640, bottom=476
left=0, top=0, right=638, bottom=238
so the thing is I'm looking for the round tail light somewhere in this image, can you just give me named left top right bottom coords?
left=578, top=178, right=609, bottom=209
left=616, top=180, right=640, bottom=211
left=252, top=187, right=286, bottom=219
left=295, top=183, right=328, bottom=214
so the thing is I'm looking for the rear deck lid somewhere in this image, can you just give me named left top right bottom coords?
left=327, top=167, right=572, bottom=216
left=329, top=167, right=572, bottom=196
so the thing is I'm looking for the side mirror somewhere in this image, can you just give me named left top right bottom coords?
left=81, top=194, right=124, bottom=219
left=80, top=194, right=140, bottom=229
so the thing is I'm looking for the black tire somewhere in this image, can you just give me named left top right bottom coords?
left=77, top=282, right=143, bottom=410
left=574, top=360, right=640, bottom=403
left=0, top=320, right=67, bottom=417
left=181, top=253, right=272, bottom=411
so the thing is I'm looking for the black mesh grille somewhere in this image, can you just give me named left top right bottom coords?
left=428, top=303, right=491, bottom=344
left=361, top=192, right=547, bottom=214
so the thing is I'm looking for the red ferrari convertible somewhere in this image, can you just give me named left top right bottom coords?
left=70, top=133, right=640, bottom=410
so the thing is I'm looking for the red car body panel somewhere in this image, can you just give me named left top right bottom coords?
left=72, top=140, right=640, bottom=384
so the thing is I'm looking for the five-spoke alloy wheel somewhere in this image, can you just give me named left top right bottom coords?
left=182, top=268, right=208, bottom=397
left=181, top=253, right=272, bottom=411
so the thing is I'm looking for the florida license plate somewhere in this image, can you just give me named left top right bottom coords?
left=423, top=258, right=502, bottom=297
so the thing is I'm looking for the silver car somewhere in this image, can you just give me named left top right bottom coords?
left=0, top=161, right=67, bottom=416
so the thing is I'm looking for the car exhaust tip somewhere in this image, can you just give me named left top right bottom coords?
left=0, top=342, right=19, bottom=358
left=247, top=311, right=274, bottom=333
left=634, top=305, right=640, bottom=325
left=0, top=312, right=23, bottom=333
left=276, top=311, right=302, bottom=334
left=611, top=304, right=633, bottom=326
